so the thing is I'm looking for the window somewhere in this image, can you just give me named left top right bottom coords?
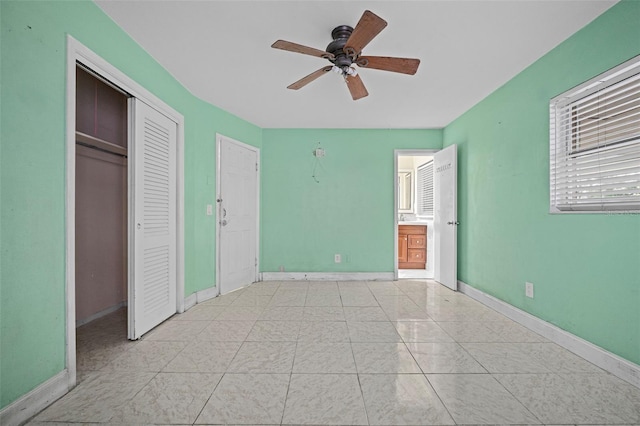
left=550, top=55, right=640, bottom=212
left=417, top=160, right=434, bottom=217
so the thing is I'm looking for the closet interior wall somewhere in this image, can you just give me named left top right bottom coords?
left=75, top=66, right=129, bottom=326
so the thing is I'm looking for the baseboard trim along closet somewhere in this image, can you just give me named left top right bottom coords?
left=183, top=285, right=219, bottom=311
left=75, top=301, right=127, bottom=327
left=261, top=272, right=395, bottom=281
left=0, top=370, right=70, bottom=426
left=458, top=280, right=640, bottom=389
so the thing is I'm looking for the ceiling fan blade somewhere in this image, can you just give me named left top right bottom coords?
left=271, top=40, right=335, bottom=60
left=357, top=56, right=420, bottom=75
left=344, top=10, right=387, bottom=57
left=287, top=66, right=333, bottom=90
left=346, top=74, right=369, bottom=100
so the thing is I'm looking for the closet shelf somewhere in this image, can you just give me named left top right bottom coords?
left=76, top=131, right=127, bottom=157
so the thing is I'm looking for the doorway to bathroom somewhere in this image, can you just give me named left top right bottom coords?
left=394, top=146, right=458, bottom=289
left=396, top=151, right=435, bottom=280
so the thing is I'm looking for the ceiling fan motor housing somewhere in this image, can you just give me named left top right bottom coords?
left=326, top=25, right=355, bottom=68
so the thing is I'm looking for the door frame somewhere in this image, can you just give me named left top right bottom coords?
left=215, top=133, right=260, bottom=296
left=65, top=36, right=185, bottom=388
left=393, top=149, right=438, bottom=280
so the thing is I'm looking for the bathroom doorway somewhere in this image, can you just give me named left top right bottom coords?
left=394, top=147, right=459, bottom=289
left=395, top=151, right=435, bottom=279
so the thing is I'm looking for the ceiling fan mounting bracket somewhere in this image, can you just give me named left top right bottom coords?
left=326, top=25, right=356, bottom=68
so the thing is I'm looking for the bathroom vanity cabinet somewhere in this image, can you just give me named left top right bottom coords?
left=398, top=225, right=427, bottom=269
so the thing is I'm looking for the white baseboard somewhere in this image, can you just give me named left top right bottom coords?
left=261, top=272, right=394, bottom=281
left=184, top=285, right=218, bottom=312
left=0, top=369, right=70, bottom=426
left=184, top=293, right=197, bottom=311
left=458, top=280, right=640, bottom=389
left=196, top=285, right=219, bottom=303
left=75, top=301, right=127, bottom=327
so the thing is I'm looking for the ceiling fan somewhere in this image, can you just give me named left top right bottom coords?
left=271, top=10, right=420, bottom=101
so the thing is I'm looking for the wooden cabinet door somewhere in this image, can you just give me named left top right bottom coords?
left=398, top=234, right=408, bottom=262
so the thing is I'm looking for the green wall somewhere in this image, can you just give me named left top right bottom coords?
left=0, top=0, right=260, bottom=408
left=2, top=0, right=639, bottom=415
left=261, top=129, right=442, bottom=273
left=443, top=0, right=640, bottom=364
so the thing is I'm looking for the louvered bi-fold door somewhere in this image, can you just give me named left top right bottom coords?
left=130, top=99, right=177, bottom=339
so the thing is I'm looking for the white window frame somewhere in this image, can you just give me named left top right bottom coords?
left=550, top=54, right=640, bottom=214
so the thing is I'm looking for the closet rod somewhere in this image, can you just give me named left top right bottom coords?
left=76, top=131, right=127, bottom=158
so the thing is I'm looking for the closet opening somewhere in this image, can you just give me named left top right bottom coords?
left=74, top=65, right=131, bottom=372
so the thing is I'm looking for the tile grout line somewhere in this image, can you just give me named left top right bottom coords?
left=191, top=369, right=225, bottom=425
left=279, top=319, right=301, bottom=425
left=486, top=372, right=545, bottom=425
left=398, top=282, right=461, bottom=426
left=347, top=296, right=371, bottom=426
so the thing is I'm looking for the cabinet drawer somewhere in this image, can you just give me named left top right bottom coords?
left=408, top=235, right=425, bottom=248
left=399, top=225, right=426, bottom=235
left=407, top=249, right=425, bottom=262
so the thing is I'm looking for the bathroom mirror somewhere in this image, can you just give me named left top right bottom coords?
left=398, top=170, right=414, bottom=213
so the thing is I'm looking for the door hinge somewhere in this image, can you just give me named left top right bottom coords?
left=255, top=163, right=258, bottom=172
left=255, top=258, right=258, bottom=266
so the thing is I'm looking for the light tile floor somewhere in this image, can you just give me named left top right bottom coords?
left=29, top=280, right=640, bottom=425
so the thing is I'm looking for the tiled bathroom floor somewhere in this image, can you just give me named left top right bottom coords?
left=29, top=280, right=640, bottom=425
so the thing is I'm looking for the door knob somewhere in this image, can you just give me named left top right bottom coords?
left=447, top=221, right=459, bottom=225
left=221, top=219, right=228, bottom=226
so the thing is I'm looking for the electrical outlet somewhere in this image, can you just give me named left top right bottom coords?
left=525, top=282, right=534, bottom=298
left=334, top=254, right=341, bottom=263
left=206, top=204, right=213, bottom=216
left=279, top=265, right=285, bottom=272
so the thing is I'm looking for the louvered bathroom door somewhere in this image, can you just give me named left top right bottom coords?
left=129, top=99, right=177, bottom=339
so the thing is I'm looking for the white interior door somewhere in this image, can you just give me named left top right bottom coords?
left=129, top=99, right=177, bottom=339
left=434, top=144, right=458, bottom=290
left=218, top=136, right=259, bottom=294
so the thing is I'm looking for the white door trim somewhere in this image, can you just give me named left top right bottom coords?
left=215, top=133, right=260, bottom=296
left=65, top=35, right=185, bottom=389
left=393, top=149, right=438, bottom=280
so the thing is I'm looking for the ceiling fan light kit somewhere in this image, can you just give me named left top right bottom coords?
left=271, top=10, right=421, bottom=101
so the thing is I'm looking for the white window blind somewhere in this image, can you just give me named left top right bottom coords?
left=550, top=55, right=640, bottom=212
left=417, top=161, right=434, bottom=217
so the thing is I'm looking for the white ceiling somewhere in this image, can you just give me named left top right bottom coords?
left=95, top=0, right=616, bottom=129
